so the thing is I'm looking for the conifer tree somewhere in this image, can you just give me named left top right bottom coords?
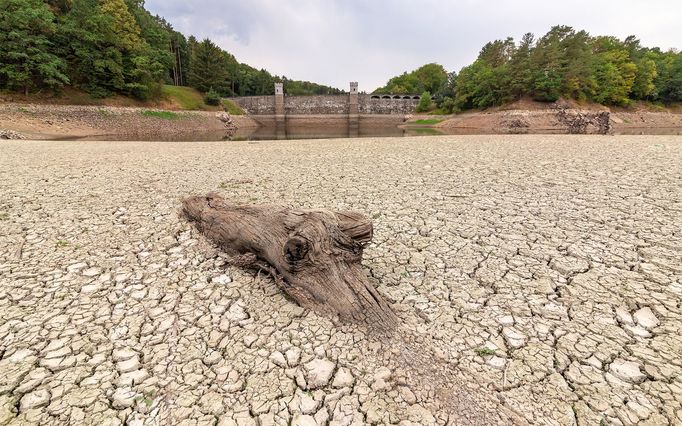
left=0, top=0, right=68, bottom=94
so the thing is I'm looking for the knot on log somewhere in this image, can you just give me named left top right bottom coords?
left=182, top=193, right=398, bottom=330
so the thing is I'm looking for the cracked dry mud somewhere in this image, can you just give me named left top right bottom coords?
left=0, top=136, right=680, bottom=426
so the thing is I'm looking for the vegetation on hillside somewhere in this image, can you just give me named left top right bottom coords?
left=416, top=91, right=434, bottom=112
left=221, top=99, right=244, bottom=115
left=375, top=26, right=682, bottom=113
left=2, top=2, right=679, bottom=114
left=141, top=110, right=179, bottom=120
left=161, top=85, right=206, bottom=110
left=0, top=0, right=341, bottom=102
left=374, top=63, right=450, bottom=96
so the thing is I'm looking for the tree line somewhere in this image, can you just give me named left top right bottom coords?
left=374, top=26, right=682, bottom=113
left=0, top=0, right=342, bottom=100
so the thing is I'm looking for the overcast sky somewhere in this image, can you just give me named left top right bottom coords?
left=145, top=0, right=681, bottom=92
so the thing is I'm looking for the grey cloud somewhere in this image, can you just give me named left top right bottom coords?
left=145, top=0, right=681, bottom=91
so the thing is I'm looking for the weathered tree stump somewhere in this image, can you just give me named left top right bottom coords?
left=182, top=193, right=398, bottom=330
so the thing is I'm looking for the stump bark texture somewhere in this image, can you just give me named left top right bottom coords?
left=182, top=193, right=398, bottom=329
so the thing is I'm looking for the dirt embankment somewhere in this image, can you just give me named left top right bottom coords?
left=434, top=99, right=682, bottom=134
left=0, top=103, right=258, bottom=140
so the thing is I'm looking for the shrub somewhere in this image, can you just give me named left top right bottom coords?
left=474, top=347, right=496, bottom=357
left=416, top=91, right=433, bottom=112
left=204, top=88, right=221, bottom=106
left=439, top=96, right=458, bottom=114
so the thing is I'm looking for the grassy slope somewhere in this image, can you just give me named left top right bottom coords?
left=1, top=86, right=146, bottom=107
left=1, top=85, right=244, bottom=114
left=222, top=99, right=244, bottom=115
left=160, top=85, right=207, bottom=110
left=161, top=86, right=242, bottom=114
left=412, top=118, right=444, bottom=125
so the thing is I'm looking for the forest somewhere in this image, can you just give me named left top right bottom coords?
left=2, top=0, right=680, bottom=110
left=0, top=0, right=343, bottom=100
left=374, top=26, right=682, bottom=113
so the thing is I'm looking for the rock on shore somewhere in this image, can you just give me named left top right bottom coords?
left=0, top=129, right=26, bottom=139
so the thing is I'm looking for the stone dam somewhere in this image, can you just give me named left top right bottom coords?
left=228, top=83, right=420, bottom=133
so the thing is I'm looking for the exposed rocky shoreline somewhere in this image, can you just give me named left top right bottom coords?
left=0, top=103, right=258, bottom=141
left=2, top=101, right=681, bottom=140
left=433, top=101, right=682, bottom=135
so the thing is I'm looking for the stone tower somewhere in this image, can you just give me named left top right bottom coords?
left=349, top=82, right=359, bottom=115
left=349, top=82, right=359, bottom=137
left=274, top=83, right=284, bottom=115
left=274, top=83, right=285, bottom=126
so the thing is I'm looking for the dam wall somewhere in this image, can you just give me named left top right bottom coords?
left=229, top=84, right=419, bottom=117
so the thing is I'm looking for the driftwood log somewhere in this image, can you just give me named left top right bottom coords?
left=182, top=193, right=398, bottom=330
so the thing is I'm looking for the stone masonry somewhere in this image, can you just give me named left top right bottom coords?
left=230, top=83, right=420, bottom=116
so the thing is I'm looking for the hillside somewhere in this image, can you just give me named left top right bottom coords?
left=374, top=26, right=682, bottom=114
left=373, top=63, right=451, bottom=95
left=401, top=97, right=682, bottom=134
left=0, top=0, right=340, bottom=103
left=0, top=85, right=245, bottom=113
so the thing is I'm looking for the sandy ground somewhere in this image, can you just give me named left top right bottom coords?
left=1, top=136, right=681, bottom=425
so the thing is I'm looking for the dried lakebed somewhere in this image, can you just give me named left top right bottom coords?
left=0, top=136, right=680, bottom=425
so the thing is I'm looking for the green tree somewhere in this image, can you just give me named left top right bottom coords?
left=454, top=60, right=503, bottom=109
left=374, top=63, right=448, bottom=95
left=100, top=0, right=142, bottom=51
left=439, top=96, right=457, bottom=114
left=416, top=91, right=433, bottom=112
left=529, top=26, right=570, bottom=101
left=631, top=57, right=658, bottom=100
left=0, top=0, right=68, bottom=94
left=507, top=33, right=535, bottom=99
left=59, top=0, right=161, bottom=99
left=590, top=37, right=637, bottom=105
left=282, top=77, right=343, bottom=95
left=58, top=0, right=121, bottom=96
left=46, top=0, right=73, bottom=14
left=125, top=1, right=174, bottom=85
left=450, top=36, right=519, bottom=109
left=659, top=53, right=682, bottom=102
left=561, top=30, right=595, bottom=100
left=203, top=87, right=220, bottom=105
left=478, top=37, right=515, bottom=67
left=446, top=26, right=679, bottom=110
left=434, top=71, right=457, bottom=107
left=167, top=31, right=189, bottom=86
left=188, top=39, right=230, bottom=93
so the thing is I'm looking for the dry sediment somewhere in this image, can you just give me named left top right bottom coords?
left=438, top=106, right=682, bottom=135
left=0, top=103, right=258, bottom=140
left=0, top=136, right=681, bottom=425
